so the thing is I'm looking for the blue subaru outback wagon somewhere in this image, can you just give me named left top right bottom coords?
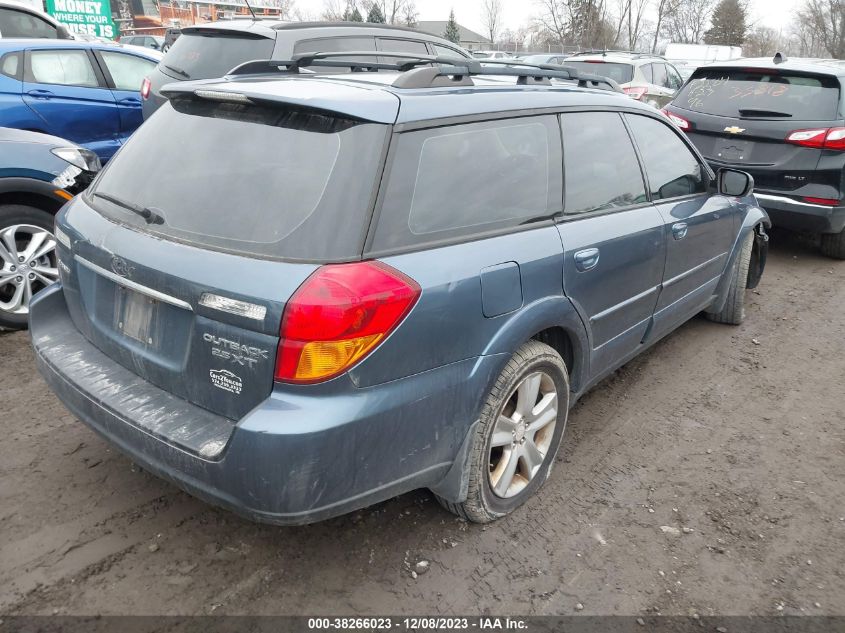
left=30, top=55, right=770, bottom=524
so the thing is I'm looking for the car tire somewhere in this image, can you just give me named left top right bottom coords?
left=0, top=204, right=58, bottom=330
left=436, top=340, right=569, bottom=523
left=820, top=228, right=845, bottom=259
left=706, top=230, right=754, bottom=325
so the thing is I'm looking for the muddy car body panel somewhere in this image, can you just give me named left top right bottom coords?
left=31, top=66, right=769, bottom=523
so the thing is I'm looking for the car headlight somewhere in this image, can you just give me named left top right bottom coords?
left=51, top=147, right=102, bottom=172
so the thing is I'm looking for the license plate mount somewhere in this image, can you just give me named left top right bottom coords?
left=114, top=286, right=158, bottom=345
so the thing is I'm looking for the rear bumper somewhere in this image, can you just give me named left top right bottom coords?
left=754, top=193, right=845, bottom=234
left=31, top=284, right=499, bottom=525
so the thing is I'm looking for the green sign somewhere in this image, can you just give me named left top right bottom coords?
left=45, top=0, right=117, bottom=39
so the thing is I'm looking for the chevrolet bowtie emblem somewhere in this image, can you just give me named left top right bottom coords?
left=724, top=126, right=746, bottom=134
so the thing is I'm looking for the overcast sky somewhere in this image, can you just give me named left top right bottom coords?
left=302, top=0, right=803, bottom=39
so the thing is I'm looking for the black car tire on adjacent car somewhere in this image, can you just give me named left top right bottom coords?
left=820, top=229, right=845, bottom=260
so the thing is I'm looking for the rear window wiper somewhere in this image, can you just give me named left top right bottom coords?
left=163, top=63, right=190, bottom=79
left=93, top=192, right=166, bottom=225
left=738, top=108, right=792, bottom=118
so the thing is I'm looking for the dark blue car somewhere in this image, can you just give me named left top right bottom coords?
left=30, top=57, right=770, bottom=524
left=0, top=39, right=160, bottom=162
left=0, top=126, right=99, bottom=329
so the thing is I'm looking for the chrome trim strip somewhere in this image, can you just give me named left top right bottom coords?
left=590, top=285, right=659, bottom=323
left=74, top=255, right=193, bottom=311
left=662, top=252, right=727, bottom=288
left=755, top=193, right=837, bottom=209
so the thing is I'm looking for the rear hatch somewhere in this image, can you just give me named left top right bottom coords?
left=667, top=66, right=844, bottom=196
left=565, top=60, right=635, bottom=85
left=57, top=95, right=388, bottom=420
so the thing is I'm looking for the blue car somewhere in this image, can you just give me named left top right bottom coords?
left=0, top=126, right=100, bottom=328
left=0, top=39, right=160, bottom=162
left=30, top=56, right=770, bottom=524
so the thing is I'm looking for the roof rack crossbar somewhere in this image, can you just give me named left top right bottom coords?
left=226, top=52, right=620, bottom=92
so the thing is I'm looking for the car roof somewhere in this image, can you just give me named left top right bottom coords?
left=567, top=53, right=661, bottom=65
left=696, top=56, right=845, bottom=76
left=162, top=71, right=652, bottom=125
left=0, top=38, right=161, bottom=60
left=180, top=20, right=470, bottom=49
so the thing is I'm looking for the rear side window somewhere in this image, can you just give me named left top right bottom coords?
left=676, top=68, right=841, bottom=120
left=626, top=114, right=706, bottom=200
left=371, top=116, right=561, bottom=252
left=565, top=61, right=634, bottom=84
left=432, top=44, right=467, bottom=59
left=561, top=112, right=646, bottom=214
left=0, top=7, right=58, bottom=38
left=293, top=37, right=376, bottom=72
left=88, top=99, right=388, bottom=261
left=28, top=50, right=99, bottom=87
left=160, top=32, right=274, bottom=80
left=651, top=62, right=668, bottom=87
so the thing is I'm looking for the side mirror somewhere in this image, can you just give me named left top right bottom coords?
left=718, top=168, right=754, bottom=197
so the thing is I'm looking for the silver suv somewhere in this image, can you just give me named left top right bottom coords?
left=565, top=51, right=685, bottom=109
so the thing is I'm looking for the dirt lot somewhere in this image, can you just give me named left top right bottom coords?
left=1, top=229, right=843, bottom=618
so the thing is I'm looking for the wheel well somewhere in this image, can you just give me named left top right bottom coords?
left=0, top=191, right=62, bottom=215
left=531, top=327, right=575, bottom=376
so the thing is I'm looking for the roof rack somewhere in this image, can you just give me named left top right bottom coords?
left=227, top=51, right=621, bottom=92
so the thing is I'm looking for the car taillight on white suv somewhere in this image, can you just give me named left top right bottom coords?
left=623, top=86, right=647, bottom=100
left=274, top=261, right=421, bottom=384
left=141, top=77, right=151, bottom=100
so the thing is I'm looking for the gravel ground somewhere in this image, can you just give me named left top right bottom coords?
left=1, top=228, right=843, bottom=617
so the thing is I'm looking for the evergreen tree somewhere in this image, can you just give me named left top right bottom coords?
left=347, top=5, right=363, bottom=21
left=444, top=9, right=461, bottom=44
left=704, top=0, right=748, bottom=46
left=366, top=3, right=386, bottom=23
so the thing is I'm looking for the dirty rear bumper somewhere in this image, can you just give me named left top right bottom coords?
left=31, top=284, right=499, bottom=525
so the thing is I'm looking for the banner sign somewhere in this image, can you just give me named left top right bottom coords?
left=45, top=0, right=117, bottom=39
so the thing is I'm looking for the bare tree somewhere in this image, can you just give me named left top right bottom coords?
left=625, top=0, right=650, bottom=50
left=534, top=0, right=569, bottom=45
left=651, top=0, right=670, bottom=51
left=665, top=0, right=716, bottom=43
left=797, top=0, right=845, bottom=58
left=743, top=25, right=786, bottom=56
left=481, top=0, right=504, bottom=44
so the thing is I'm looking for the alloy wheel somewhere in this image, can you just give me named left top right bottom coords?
left=0, top=224, right=58, bottom=316
left=488, top=370, right=559, bottom=498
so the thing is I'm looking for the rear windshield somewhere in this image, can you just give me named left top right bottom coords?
left=159, top=32, right=274, bottom=80
left=88, top=98, right=387, bottom=261
left=565, top=61, right=634, bottom=84
left=675, top=68, right=841, bottom=120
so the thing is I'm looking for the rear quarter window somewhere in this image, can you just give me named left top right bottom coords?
left=675, top=68, right=841, bottom=120
left=370, top=116, right=562, bottom=252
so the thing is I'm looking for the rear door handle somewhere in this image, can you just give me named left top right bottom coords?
left=574, top=248, right=600, bottom=272
left=118, top=97, right=141, bottom=106
left=672, top=222, right=689, bottom=240
left=26, top=89, right=54, bottom=100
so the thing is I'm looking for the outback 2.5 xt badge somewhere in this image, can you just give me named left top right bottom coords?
left=203, top=333, right=269, bottom=369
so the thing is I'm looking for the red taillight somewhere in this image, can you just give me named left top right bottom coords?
left=661, top=108, right=691, bottom=131
left=803, top=196, right=840, bottom=206
left=140, top=77, right=151, bottom=100
left=785, top=127, right=845, bottom=150
left=623, top=86, right=647, bottom=101
left=274, top=261, right=421, bottom=384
